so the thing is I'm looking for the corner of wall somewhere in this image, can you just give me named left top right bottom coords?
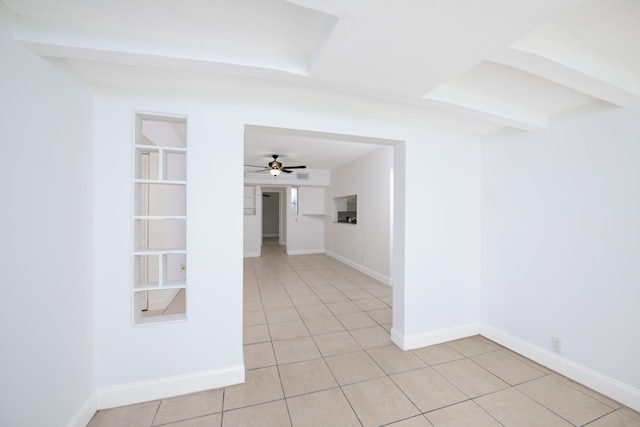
left=67, top=390, right=97, bottom=427
left=391, top=323, right=480, bottom=351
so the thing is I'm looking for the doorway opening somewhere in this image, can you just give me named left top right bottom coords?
left=262, top=187, right=286, bottom=248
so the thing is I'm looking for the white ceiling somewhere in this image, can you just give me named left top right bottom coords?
left=5, top=0, right=639, bottom=169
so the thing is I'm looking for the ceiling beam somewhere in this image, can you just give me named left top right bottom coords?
left=423, top=85, right=547, bottom=131
left=489, top=33, right=640, bottom=108
left=13, top=18, right=310, bottom=76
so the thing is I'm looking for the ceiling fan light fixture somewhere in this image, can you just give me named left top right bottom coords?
left=270, top=168, right=281, bottom=176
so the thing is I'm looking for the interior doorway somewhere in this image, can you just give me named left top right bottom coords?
left=262, top=187, right=286, bottom=247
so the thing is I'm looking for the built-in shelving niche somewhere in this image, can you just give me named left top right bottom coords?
left=133, top=113, right=187, bottom=325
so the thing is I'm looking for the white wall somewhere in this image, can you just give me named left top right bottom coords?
left=93, top=91, right=245, bottom=407
left=481, top=107, right=640, bottom=402
left=90, top=86, right=483, bottom=407
left=0, top=4, right=96, bottom=426
left=326, top=146, right=394, bottom=283
left=394, top=128, right=483, bottom=348
left=287, top=186, right=326, bottom=255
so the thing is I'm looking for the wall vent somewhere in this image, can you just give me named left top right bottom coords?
left=296, top=172, right=309, bottom=180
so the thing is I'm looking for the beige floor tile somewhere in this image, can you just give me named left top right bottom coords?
left=325, top=350, right=386, bottom=385
left=304, top=279, right=332, bottom=288
left=163, top=413, right=222, bottom=426
left=272, top=336, right=321, bottom=364
left=434, top=358, right=509, bottom=398
left=367, top=307, right=392, bottom=324
left=313, top=331, right=362, bottom=356
left=412, top=343, right=465, bottom=366
left=223, top=366, right=284, bottom=411
left=88, top=401, right=160, bottom=427
left=303, top=316, right=345, bottom=335
left=391, top=367, right=467, bottom=412
left=349, top=325, right=392, bottom=349
left=153, top=389, right=223, bottom=425
left=265, top=307, right=300, bottom=323
left=550, top=372, right=622, bottom=408
left=352, top=280, right=380, bottom=288
left=336, top=312, right=378, bottom=330
left=278, top=358, right=338, bottom=397
left=342, top=377, right=420, bottom=427
left=503, top=349, right=555, bottom=375
left=343, top=289, right=374, bottom=300
left=380, top=323, right=392, bottom=332
left=268, top=319, right=309, bottom=341
left=386, top=415, right=432, bottom=426
left=475, top=388, right=572, bottom=427
left=425, top=400, right=501, bottom=427
left=243, top=300, right=263, bottom=312
left=287, top=387, right=361, bottom=427
left=379, top=295, right=393, bottom=305
left=243, top=310, right=266, bottom=326
left=445, top=336, right=498, bottom=357
left=366, top=286, right=393, bottom=296
left=517, top=375, right=614, bottom=425
left=296, top=303, right=333, bottom=319
left=471, top=350, right=546, bottom=385
left=285, top=287, right=314, bottom=297
left=326, top=300, right=363, bottom=315
left=290, top=294, right=323, bottom=306
left=243, top=324, right=270, bottom=345
left=317, top=292, right=349, bottom=303
left=221, top=400, right=290, bottom=427
left=354, top=297, right=389, bottom=311
left=586, top=410, right=640, bottom=427
left=243, top=342, right=276, bottom=370
left=621, top=407, right=640, bottom=422
left=367, top=344, right=426, bottom=375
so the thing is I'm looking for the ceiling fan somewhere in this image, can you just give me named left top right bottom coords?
left=245, top=154, right=307, bottom=176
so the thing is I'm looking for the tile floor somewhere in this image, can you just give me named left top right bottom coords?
left=89, top=244, right=640, bottom=426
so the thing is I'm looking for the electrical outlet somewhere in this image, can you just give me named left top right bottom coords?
left=551, top=336, right=562, bottom=353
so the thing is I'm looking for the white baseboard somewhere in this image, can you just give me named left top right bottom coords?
left=480, top=324, right=640, bottom=412
left=391, top=323, right=480, bottom=350
left=67, top=390, right=97, bottom=427
left=244, top=251, right=260, bottom=258
left=96, top=365, right=245, bottom=410
left=287, top=248, right=324, bottom=255
left=324, top=250, right=391, bottom=285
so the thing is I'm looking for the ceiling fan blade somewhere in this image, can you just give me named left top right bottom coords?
left=244, top=164, right=267, bottom=168
left=282, top=165, right=306, bottom=169
left=280, top=169, right=293, bottom=173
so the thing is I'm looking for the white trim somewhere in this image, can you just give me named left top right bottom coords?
left=324, top=250, right=391, bottom=285
left=67, top=390, right=97, bottom=427
left=287, top=248, right=324, bottom=255
left=243, top=251, right=261, bottom=258
left=480, top=324, right=640, bottom=412
left=96, top=365, right=245, bottom=410
left=391, top=323, right=480, bottom=350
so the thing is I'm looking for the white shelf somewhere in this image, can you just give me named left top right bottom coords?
left=133, top=248, right=186, bottom=255
left=135, top=144, right=186, bottom=153
left=135, top=179, right=186, bottom=185
left=134, top=282, right=186, bottom=291
left=134, top=215, right=186, bottom=220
